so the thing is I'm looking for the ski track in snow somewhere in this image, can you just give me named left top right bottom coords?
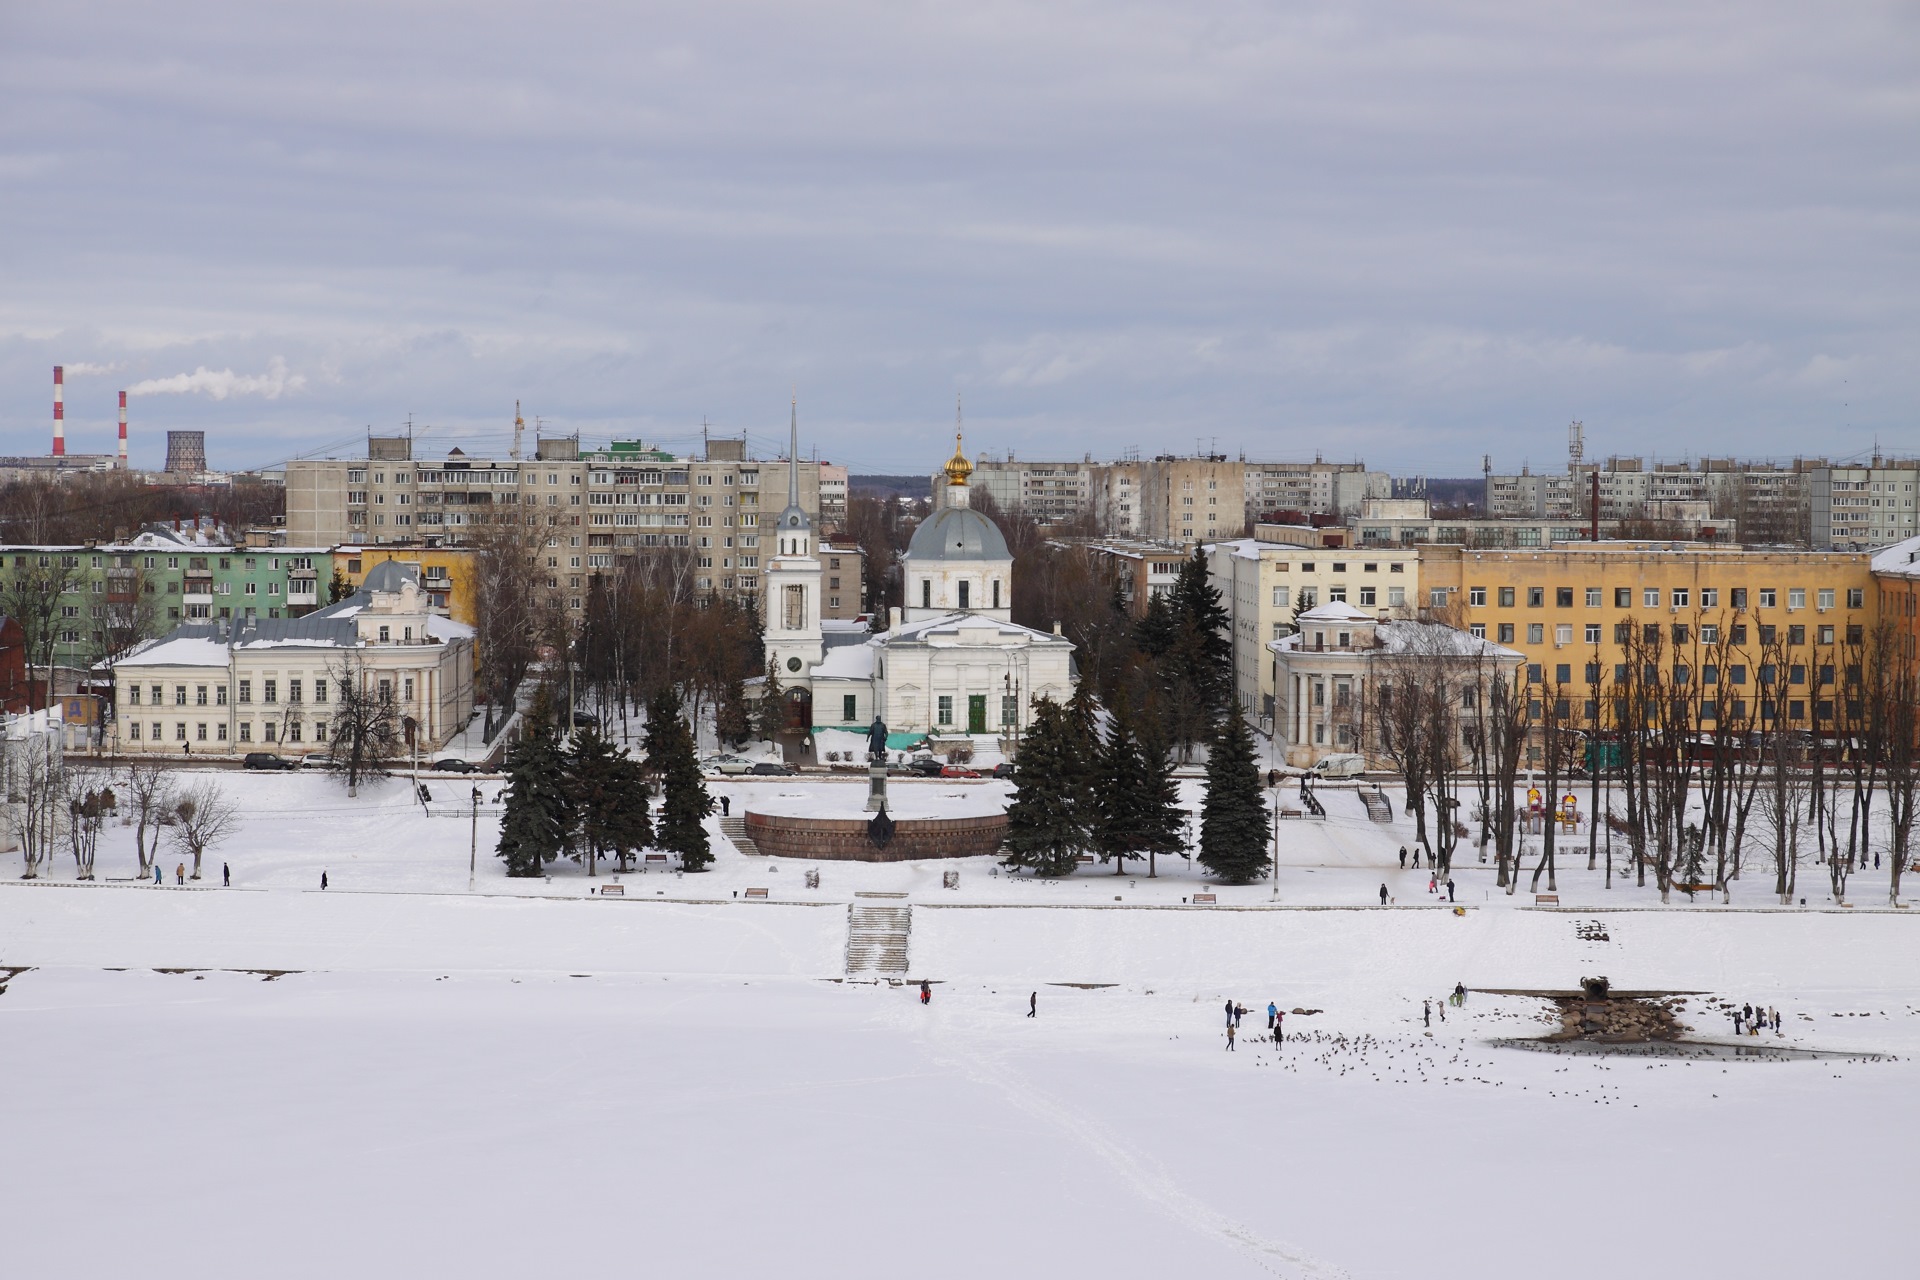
left=889, top=996, right=1351, bottom=1280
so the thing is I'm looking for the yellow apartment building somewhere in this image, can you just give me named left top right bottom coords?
left=335, top=544, right=481, bottom=627
left=1420, top=542, right=1879, bottom=730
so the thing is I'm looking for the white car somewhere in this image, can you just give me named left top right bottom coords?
left=702, top=755, right=756, bottom=775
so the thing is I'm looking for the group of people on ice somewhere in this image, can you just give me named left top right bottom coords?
left=1222, top=999, right=1287, bottom=1050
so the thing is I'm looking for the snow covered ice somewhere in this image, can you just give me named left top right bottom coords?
left=3, top=769, right=1917, bottom=1278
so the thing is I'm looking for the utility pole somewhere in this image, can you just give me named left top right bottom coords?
left=470, top=785, right=481, bottom=886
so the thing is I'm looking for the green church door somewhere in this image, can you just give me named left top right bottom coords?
left=967, top=695, right=988, bottom=733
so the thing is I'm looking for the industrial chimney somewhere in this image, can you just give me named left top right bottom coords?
left=118, top=390, right=129, bottom=468
left=53, top=365, right=65, bottom=456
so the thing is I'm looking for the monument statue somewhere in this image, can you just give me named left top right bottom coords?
left=867, top=715, right=889, bottom=760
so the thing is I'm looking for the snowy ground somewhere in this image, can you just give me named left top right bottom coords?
left=5, top=765, right=1917, bottom=1278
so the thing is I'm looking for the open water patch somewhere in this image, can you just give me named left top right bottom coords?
left=1491, top=1037, right=1885, bottom=1062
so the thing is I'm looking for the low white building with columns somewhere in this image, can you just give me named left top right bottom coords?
left=757, top=430, right=1075, bottom=743
left=108, top=560, right=474, bottom=756
left=1269, top=601, right=1522, bottom=768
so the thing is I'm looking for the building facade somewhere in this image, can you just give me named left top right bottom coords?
left=1812, top=462, right=1920, bottom=550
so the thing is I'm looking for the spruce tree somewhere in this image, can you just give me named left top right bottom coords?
left=1198, top=702, right=1271, bottom=884
left=1002, top=698, right=1091, bottom=877
left=757, top=658, right=787, bottom=742
left=1134, top=706, right=1187, bottom=878
left=1093, top=710, right=1149, bottom=874
left=649, top=694, right=714, bottom=872
left=497, top=730, right=571, bottom=878
left=569, top=725, right=653, bottom=874
left=1133, top=592, right=1177, bottom=659
left=1171, top=549, right=1234, bottom=719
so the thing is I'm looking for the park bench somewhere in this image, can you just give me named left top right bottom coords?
left=1077, top=854, right=1095, bottom=865
left=1278, top=806, right=1304, bottom=819
left=598, top=884, right=625, bottom=897
left=643, top=854, right=669, bottom=870
left=744, top=887, right=769, bottom=900
left=1191, top=892, right=1217, bottom=905
left=1534, top=893, right=1559, bottom=906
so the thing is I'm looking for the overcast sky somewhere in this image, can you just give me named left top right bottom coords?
left=1, top=1, right=1913, bottom=476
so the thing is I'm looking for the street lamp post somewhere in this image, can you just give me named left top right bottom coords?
left=1269, top=773, right=1281, bottom=898
left=470, top=785, right=481, bottom=886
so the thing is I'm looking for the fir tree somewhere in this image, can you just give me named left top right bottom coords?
left=756, top=657, right=787, bottom=742
left=1170, top=549, right=1234, bottom=718
left=1198, top=702, right=1271, bottom=884
left=715, top=670, right=751, bottom=748
left=1134, top=698, right=1188, bottom=877
left=1093, top=709, right=1149, bottom=874
left=497, top=730, right=572, bottom=878
left=1002, top=698, right=1092, bottom=877
left=569, top=725, right=653, bottom=875
left=1133, top=592, right=1178, bottom=658
left=647, top=689, right=714, bottom=871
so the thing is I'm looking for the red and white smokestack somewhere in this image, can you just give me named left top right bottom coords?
left=52, top=365, right=65, bottom=456
left=118, top=390, right=129, bottom=467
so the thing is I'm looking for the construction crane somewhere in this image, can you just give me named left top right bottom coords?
left=512, top=400, right=525, bottom=460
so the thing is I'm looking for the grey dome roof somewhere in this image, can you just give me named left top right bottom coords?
left=905, top=505, right=1010, bottom=563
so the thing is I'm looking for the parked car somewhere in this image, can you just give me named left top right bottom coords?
left=703, top=755, right=756, bottom=775
left=242, top=752, right=297, bottom=771
left=1310, top=753, right=1368, bottom=779
left=431, top=757, right=477, bottom=773
left=571, top=710, right=599, bottom=729
left=749, top=761, right=797, bottom=776
left=940, top=764, right=981, bottom=779
left=989, top=762, right=1013, bottom=778
left=300, top=753, right=335, bottom=770
left=906, top=756, right=944, bottom=777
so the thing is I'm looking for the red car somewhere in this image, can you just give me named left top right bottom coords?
left=940, top=764, right=981, bottom=779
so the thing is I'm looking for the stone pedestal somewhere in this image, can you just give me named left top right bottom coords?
left=865, top=758, right=888, bottom=813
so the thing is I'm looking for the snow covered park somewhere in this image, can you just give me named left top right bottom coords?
left=4, top=767, right=1917, bottom=1278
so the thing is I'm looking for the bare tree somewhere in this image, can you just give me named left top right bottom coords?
left=170, top=779, right=239, bottom=880
left=4, top=739, right=63, bottom=879
left=1756, top=731, right=1809, bottom=904
left=121, top=760, right=176, bottom=879
left=1883, top=642, right=1917, bottom=906
left=1, top=553, right=81, bottom=708
left=64, top=768, right=112, bottom=880
left=471, top=522, right=539, bottom=739
left=324, top=652, right=400, bottom=792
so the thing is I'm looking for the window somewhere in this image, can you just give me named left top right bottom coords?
left=1760, top=624, right=1777, bottom=645
left=1428, top=588, right=1447, bottom=607
left=1585, top=662, right=1600, bottom=683
left=843, top=695, right=858, bottom=722
left=238, top=680, right=251, bottom=703
left=1644, top=588, right=1660, bottom=608
left=1673, top=624, right=1689, bottom=645
left=1585, top=624, right=1602, bottom=643
left=378, top=625, right=390, bottom=642
left=1759, top=589, right=1776, bottom=608
left=1498, top=587, right=1515, bottom=607
left=1701, top=624, right=1719, bottom=644
left=1730, top=625, right=1747, bottom=645
left=1527, top=623, right=1544, bottom=644
left=1358, top=587, right=1376, bottom=607
left=1328, top=586, right=1347, bottom=602
left=1732, top=588, right=1748, bottom=609
left=1497, top=623, right=1515, bottom=644
left=264, top=723, right=276, bottom=743
left=289, top=679, right=302, bottom=703
left=1788, top=589, right=1806, bottom=610
left=1848, top=588, right=1864, bottom=608
left=937, top=696, right=953, bottom=726
left=1555, top=663, right=1571, bottom=683
left=238, top=723, right=251, bottom=742
left=1272, top=586, right=1290, bottom=608
left=264, top=680, right=277, bottom=704
left=1701, top=588, right=1718, bottom=607
left=958, top=581, right=970, bottom=610
left=196, top=723, right=208, bottom=742
left=1526, top=664, right=1542, bottom=684
left=195, top=685, right=208, bottom=705
left=1298, top=587, right=1317, bottom=609
left=1556, top=588, right=1574, bottom=607
left=1585, top=587, right=1602, bottom=607
left=1672, top=588, right=1689, bottom=608
left=288, top=722, right=303, bottom=742
left=176, top=723, right=187, bottom=741
left=1555, top=624, right=1572, bottom=644
left=921, top=581, right=931, bottom=610
left=1387, top=587, right=1405, bottom=607
left=1469, top=624, right=1485, bottom=639
left=314, top=679, right=327, bottom=703
left=174, top=685, right=187, bottom=706
left=1527, top=588, right=1544, bottom=608
left=1817, top=625, right=1834, bottom=645
left=1817, top=589, right=1835, bottom=610
left=129, top=686, right=141, bottom=706
left=1730, top=665, right=1747, bottom=685
left=1469, top=587, right=1486, bottom=607
left=1615, top=587, right=1632, bottom=608
left=1788, top=625, right=1805, bottom=646
left=216, top=687, right=227, bottom=706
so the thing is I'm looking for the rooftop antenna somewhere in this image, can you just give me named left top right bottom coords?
left=511, top=401, right=524, bottom=460
left=1568, top=420, right=1585, bottom=471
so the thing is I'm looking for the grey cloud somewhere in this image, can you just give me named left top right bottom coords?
left=0, top=0, right=1913, bottom=474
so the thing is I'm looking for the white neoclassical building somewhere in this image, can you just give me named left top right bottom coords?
left=1269, top=601, right=1523, bottom=768
left=758, top=428, right=1074, bottom=742
left=109, top=561, right=475, bottom=757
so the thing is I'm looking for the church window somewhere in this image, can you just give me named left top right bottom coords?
left=958, top=580, right=970, bottom=610
left=921, top=580, right=931, bottom=610
left=1001, top=695, right=1017, bottom=726
left=843, top=695, right=857, bottom=721
left=786, top=657, right=803, bottom=673
left=784, top=584, right=806, bottom=630
left=937, top=696, right=953, bottom=725
left=992, top=579, right=1001, bottom=609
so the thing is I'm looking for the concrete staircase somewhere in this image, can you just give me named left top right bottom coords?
left=1359, top=788, right=1394, bottom=823
left=845, top=901, right=911, bottom=977
left=719, top=816, right=759, bottom=856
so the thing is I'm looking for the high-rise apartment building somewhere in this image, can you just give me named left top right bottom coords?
left=1812, top=462, right=1920, bottom=550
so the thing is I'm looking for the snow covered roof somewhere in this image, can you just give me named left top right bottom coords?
left=116, top=634, right=235, bottom=668
left=1295, top=601, right=1373, bottom=624
left=810, top=643, right=876, bottom=681
left=880, top=612, right=1070, bottom=646
left=1870, top=534, right=1920, bottom=579
left=1270, top=618, right=1522, bottom=661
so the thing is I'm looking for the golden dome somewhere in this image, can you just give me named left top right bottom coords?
left=943, top=431, right=973, bottom=487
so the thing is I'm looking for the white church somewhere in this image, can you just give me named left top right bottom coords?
left=758, top=416, right=1076, bottom=745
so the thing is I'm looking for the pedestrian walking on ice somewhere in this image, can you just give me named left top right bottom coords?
left=1267, top=1001, right=1278, bottom=1031
left=1226, top=1023, right=1236, bottom=1051
left=222, top=862, right=229, bottom=887
left=1379, top=883, right=1389, bottom=906
left=1446, top=878, right=1455, bottom=903
left=1411, top=847, right=1420, bottom=869
left=1225, top=999, right=1235, bottom=1028
left=154, top=865, right=162, bottom=885
left=175, top=863, right=184, bottom=885
left=1428, top=874, right=1437, bottom=894
left=1399, top=846, right=1407, bottom=868
left=1733, top=1011, right=1743, bottom=1036
left=721, top=796, right=731, bottom=817
left=1274, top=1011, right=1285, bottom=1045
left=1028, top=992, right=1037, bottom=1018
left=920, top=980, right=931, bottom=1005
left=1423, top=999, right=1431, bottom=1027
left=321, top=871, right=329, bottom=891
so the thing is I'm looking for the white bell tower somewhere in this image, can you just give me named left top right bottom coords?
left=763, top=395, right=823, bottom=679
